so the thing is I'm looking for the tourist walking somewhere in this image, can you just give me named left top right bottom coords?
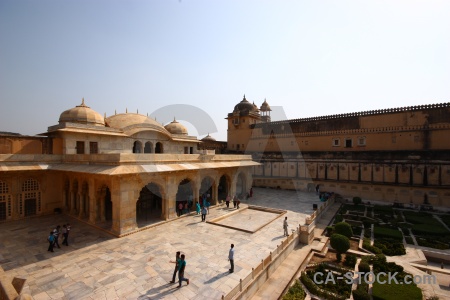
left=47, top=231, right=55, bottom=252
left=178, top=202, right=183, bottom=216
left=62, top=224, right=68, bottom=246
left=249, top=187, right=253, bottom=198
left=65, top=223, right=71, bottom=246
left=283, top=217, right=289, bottom=236
left=225, top=195, right=230, bottom=208
left=228, top=244, right=234, bottom=273
left=201, top=206, right=207, bottom=222
left=169, top=251, right=181, bottom=283
left=177, top=254, right=189, bottom=288
left=53, top=225, right=61, bottom=248
left=233, top=195, right=237, bottom=208
left=196, top=202, right=201, bottom=215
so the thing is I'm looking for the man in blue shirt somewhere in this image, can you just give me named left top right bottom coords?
left=177, top=254, right=189, bottom=288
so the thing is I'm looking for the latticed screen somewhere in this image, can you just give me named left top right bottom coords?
left=22, top=178, right=39, bottom=191
left=0, top=180, right=8, bottom=193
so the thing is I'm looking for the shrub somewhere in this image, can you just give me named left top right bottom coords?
left=353, top=287, right=370, bottom=300
left=334, top=222, right=353, bottom=238
left=301, top=272, right=347, bottom=300
left=344, top=253, right=357, bottom=268
left=358, top=262, right=370, bottom=273
left=330, top=234, right=350, bottom=261
left=283, top=280, right=306, bottom=300
left=362, top=238, right=382, bottom=254
left=334, top=215, right=344, bottom=223
left=353, top=197, right=362, bottom=205
left=326, top=226, right=334, bottom=236
left=405, top=236, right=414, bottom=245
left=374, top=240, right=406, bottom=256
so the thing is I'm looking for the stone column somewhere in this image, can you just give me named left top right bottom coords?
left=70, top=190, right=76, bottom=214
left=79, top=193, right=85, bottom=218
left=100, top=190, right=106, bottom=222
left=89, top=190, right=96, bottom=224
left=193, top=180, right=200, bottom=208
left=166, top=187, right=178, bottom=220
left=212, top=181, right=219, bottom=205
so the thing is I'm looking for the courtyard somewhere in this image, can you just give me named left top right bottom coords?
left=0, top=187, right=322, bottom=300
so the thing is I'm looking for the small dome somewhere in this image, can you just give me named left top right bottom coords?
left=201, top=134, right=216, bottom=142
left=252, top=101, right=259, bottom=111
left=59, top=99, right=105, bottom=126
left=233, top=95, right=259, bottom=115
left=164, top=118, right=188, bottom=135
left=260, top=99, right=272, bottom=112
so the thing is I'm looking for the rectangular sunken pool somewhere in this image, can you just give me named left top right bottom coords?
left=208, top=205, right=286, bottom=233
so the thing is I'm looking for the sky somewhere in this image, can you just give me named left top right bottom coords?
left=1, top=0, right=449, bottom=141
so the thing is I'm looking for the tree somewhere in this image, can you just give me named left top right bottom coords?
left=334, top=222, right=353, bottom=238
left=330, top=233, right=350, bottom=261
left=353, top=197, right=362, bottom=205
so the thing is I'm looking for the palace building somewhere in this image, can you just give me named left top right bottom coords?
left=0, top=100, right=256, bottom=235
left=226, top=96, right=450, bottom=208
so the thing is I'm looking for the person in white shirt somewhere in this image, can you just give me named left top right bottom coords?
left=228, top=244, right=235, bottom=273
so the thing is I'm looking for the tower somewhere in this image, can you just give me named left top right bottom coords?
left=226, top=95, right=261, bottom=152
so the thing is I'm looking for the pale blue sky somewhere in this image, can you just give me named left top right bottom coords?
left=1, top=0, right=449, bottom=141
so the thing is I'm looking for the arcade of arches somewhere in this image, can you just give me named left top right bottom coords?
left=0, top=168, right=253, bottom=236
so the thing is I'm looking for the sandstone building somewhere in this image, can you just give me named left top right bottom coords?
left=226, top=96, right=450, bottom=208
left=0, top=100, right=256, bottom=235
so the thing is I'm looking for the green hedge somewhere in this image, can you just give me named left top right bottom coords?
left=300, top=273, right=347, bottom=300
left=353, top=283, right=370, bottom=300
left=440, top=215, right=450, bottom=227
left=283, top=280, right=306, bottom=300
left=374, top=239, right=406, bottom=256
left=344, top=253, right=357, bottom=268
left=372, top=275, right=422, bottom=300
left=416, top=237, right=450, bottom=250
left=412, top=223, right=450, bottom=236
left=363, top=238, right=382, bottom=254
left=374, top=226, right=403, bottom=241
left=405, top=236, right=414, bottom=245
left=374, top=205, right=393, bottom=214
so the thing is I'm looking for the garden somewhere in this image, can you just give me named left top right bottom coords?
left=282, top=196, right=450, bottom=300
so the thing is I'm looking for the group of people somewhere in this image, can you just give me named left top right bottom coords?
left=47, top=223, right=71, bottom=252
left=225, top=195, right=241, bottom=209
left=169, top=251, right=189, bottom=288
left=177, top=193, right=212, bottom=217
left=169, top=244, right=235, bottom=289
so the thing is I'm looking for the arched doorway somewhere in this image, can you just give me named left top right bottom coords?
left=218, top=175, right=229, bottom=201
left=136, top=183, right=162, bottom=227
left=133, top=141, right=142, bottom=153
left=176, top=179, right=193, bottom=216
left=200, top=176, right=214, bottom=204
left=144, top=142, right=153, bottom=153
left=104, top=187, right=112, bottom=221
left=236, top=173, right=246, bottom=198
left=155, top=142, right=163, bottom=153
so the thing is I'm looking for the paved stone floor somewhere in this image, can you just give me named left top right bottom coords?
left=0, top=188, right=323, bottom=300
left=213, top=208, right=281, bottom=232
